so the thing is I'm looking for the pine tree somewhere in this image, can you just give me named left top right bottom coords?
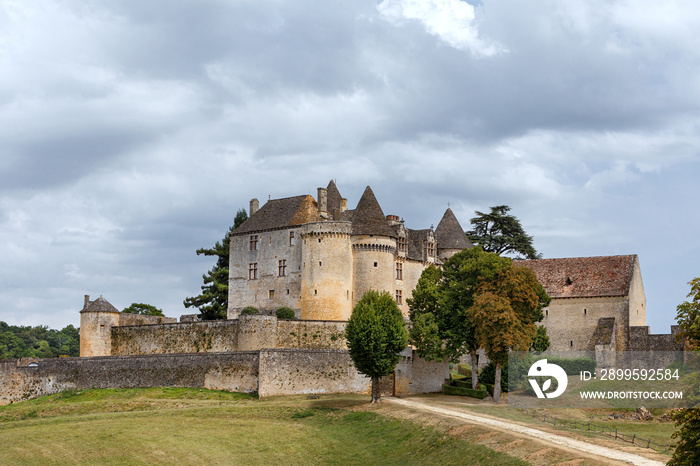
left=184, top=209, right=248, bottom=320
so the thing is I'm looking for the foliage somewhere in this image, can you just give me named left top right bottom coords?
left=466, top=205, right=540, bottom=259
left=0, top=322, right=80, bottom=359
left=276, top=307, right=296, bottom=320
left=442, top=384, right=488, bottom=398
left=479, top=362, right=508, bottom=393
left=675, top=277, right=700, bottom=349
left=345, top=290, right=408, bottom=403
left=670, top=277, right=700, bottom=466
left=530, top=325, right=550, bottom=353
left=184, top=209, right=248, bottom=321
left=122, top=303, right=164, bottom=316
left=240, top=306, right=259, bottom=315
left=466, top=265, right=550, bottom=402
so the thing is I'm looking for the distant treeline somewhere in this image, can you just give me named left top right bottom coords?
left=0, top=321, right=80, bottom=359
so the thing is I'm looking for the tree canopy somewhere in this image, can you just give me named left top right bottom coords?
left=467, top=205, right=540, bottom=259
left=122, top=303, right=164, bottom=316
left=0, top=322, right=80, bottom=358
left=184, top=208, right=248, bottom=320
left=408, top=247, right=549, bottom=395
left=669, top=277, right=700, bottom=466
left=345, top=290, right=408, bottom=403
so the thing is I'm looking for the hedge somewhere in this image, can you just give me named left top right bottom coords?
left=442, top=384, right=488, bottom=399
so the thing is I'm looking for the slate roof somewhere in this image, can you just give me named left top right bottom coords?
left=233, top=195, right=320, bottom=235
left=326, top=180, right=343, bottom=215
left=82, top=296, right=119, bottom=313
left=435, top=208, right=472, bottom=250
left=515, top=255, right=637, bottom=298
left=406, top=229, right=430, bottom=261
left=351, top=186, right=396, bottom=237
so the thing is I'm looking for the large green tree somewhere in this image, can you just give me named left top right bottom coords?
left=0, top=322, right=80, bottom=358
left=122, top=303, right=164, bottom=316
left=184, top=209, right=248, bottom=320
left=669, top=278, right=700, bottom=466
left=408, top=248, right=511, bottom=390
left=467, top=266, right=550, bottom=402
left=345, top=290, right=408, bottom=404
left=467, top=205, right=540, bottom=259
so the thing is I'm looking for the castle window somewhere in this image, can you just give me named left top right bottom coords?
left=374, top=262, right=378, bottom=267
left=278, top=260, right=287, bottom=277
left=269, top=290, right=275, bottom=299
left=427, top=242, right=435, bottom=257
left=566, top=277, right=573, bottom=285
left=289, top=231, right=295, bottom=246
left=314, top=290, right=317, bottom=295
left=396, top=262, right=403, bottom=280
left=318, top=238, right=322, bottom=243
left=287, top=289, right=290, bottom=295
left=397, top=236, right=406, bottom=253
left=347, top=290, right=349, bottom=300
left=570, top=341, right=573, bottom=347
left=249, top=263, right=258, bottom=280
left=249, top=235, right=259, bottom=251
left=395, top=290, right=402, bottom=305
left=545, top=309, right=548, bottom=316
left=584, top=308, right=587, bottom=315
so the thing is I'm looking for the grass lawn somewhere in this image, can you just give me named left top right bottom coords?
left=0, top=388, right=526, bottom=465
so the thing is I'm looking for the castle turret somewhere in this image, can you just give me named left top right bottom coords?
left=299, top=221, right=353, bottom=320
left=350, top=187, right=397, bottom=308
left=79, top=295, right=120, bottom=357
left=435, top=208, right=472, bottom=262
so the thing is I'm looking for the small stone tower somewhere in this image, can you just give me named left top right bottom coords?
left=79, top=295, right=120, bottom=357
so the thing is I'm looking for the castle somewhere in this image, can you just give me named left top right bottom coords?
left=228, top=180, right=471, bottom=320
left=0, top=180, right=682, bottom=405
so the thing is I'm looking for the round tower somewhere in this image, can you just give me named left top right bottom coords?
left=79, top=295, right=120, bottom=357
left=351, top=235, right=396, bottom=308
left=299, top=221, right=353, bottom=320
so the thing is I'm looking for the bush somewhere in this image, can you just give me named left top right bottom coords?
left=442, top=384, right=488, bottom=399
left=546, top=357, right=596, bottom=375
left=479, top=362, right=508, bottom=393
left=276, top=307, right=295, bottom=319
left=456, top=363, right=472, bottom=377
left=240, top=306, right=259, bottom=315
left=453, top=379, right=473, bottom=389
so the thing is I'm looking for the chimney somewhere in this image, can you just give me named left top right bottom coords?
left=250, top=198, right=259, bottom=216
left=340, top=198, right=347, bottom=212
left=317, top=187, right=327, bottom=213
left=84, top=295, right=90, bottom=309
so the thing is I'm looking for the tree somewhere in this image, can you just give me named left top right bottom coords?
left=669, top=278, right=700, bottom=466
left=466, top=266, right=550, bottom=402
left=184, top=209, right=248, bottom=320
left=530, top=325, right=550, bottom=353
left=122, top=303, right=164, bottom=316
left=408, top=248, right=511, bottom=390
left=345, top=290, right=408, bottom=403
left=467, top=205, right=540, bottom=259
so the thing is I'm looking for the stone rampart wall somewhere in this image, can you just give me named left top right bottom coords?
left=112, top=320, right=240, bottom=356
left=0, top=352, right=259, bottom=405
left=276, top=320, right=347, bottom=349
left=629, top=325, right=683, bottom=352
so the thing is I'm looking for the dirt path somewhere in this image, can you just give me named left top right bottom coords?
left=384, top=397, right=665, bottom=466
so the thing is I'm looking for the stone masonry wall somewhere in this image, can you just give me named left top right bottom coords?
left=276, top=320, right=347, bottom=349
left=0, top=352, right=259, bottom=405
left=112, top=320, right=240, bottom=356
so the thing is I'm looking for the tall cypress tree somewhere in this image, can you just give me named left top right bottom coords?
left=184, top=209, right=248, bottom=320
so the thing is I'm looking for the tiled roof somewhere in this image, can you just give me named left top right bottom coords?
left=435, top=208, right=472, bottom=250
left=351, top=186, right=395, bottom=237
left=233, top=195, right=320, bottom=235
left=82, top=296, right=119, bottom=313
left=515, top=255, right=637, bottom=298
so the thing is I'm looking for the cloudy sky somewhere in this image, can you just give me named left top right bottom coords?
left=1, top=0, right=698, bottom=333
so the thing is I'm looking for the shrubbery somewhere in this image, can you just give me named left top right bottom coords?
left=276, top=307, right=295, bottom=319
left=240, top=306, right=259, bottom=315
left=479, top=361, right=508, bottom=392
left=442, top=384, right=488, bottom=399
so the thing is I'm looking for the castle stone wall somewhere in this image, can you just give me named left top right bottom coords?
left=351, top=235, right=396, bottom=307
left=112, top=320, right=240, bottom=356
left=276, top=320, right=347, bottom=349
left=229, top=227, right=303, bottom=318
left=629, top=325, right=684, bottom=352
left=541, top=296, right=629, bottom=352
left=80, top=310, right=120, bottom=357
left=628, top=258, right=647, bottom=327
left=0, top=352, right=259, bottom=405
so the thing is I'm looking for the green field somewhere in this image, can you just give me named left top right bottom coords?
left=0, top=388, right=526, bottom=465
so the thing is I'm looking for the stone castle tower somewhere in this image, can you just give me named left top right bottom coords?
left=228, top=180, right=473, bottom=320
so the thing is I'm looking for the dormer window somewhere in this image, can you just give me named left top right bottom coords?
left=427, top=242, right=435, bottom=257
left=566, top=277, right=573, bottom=286
left=397, top=236, right=406, bottom=253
